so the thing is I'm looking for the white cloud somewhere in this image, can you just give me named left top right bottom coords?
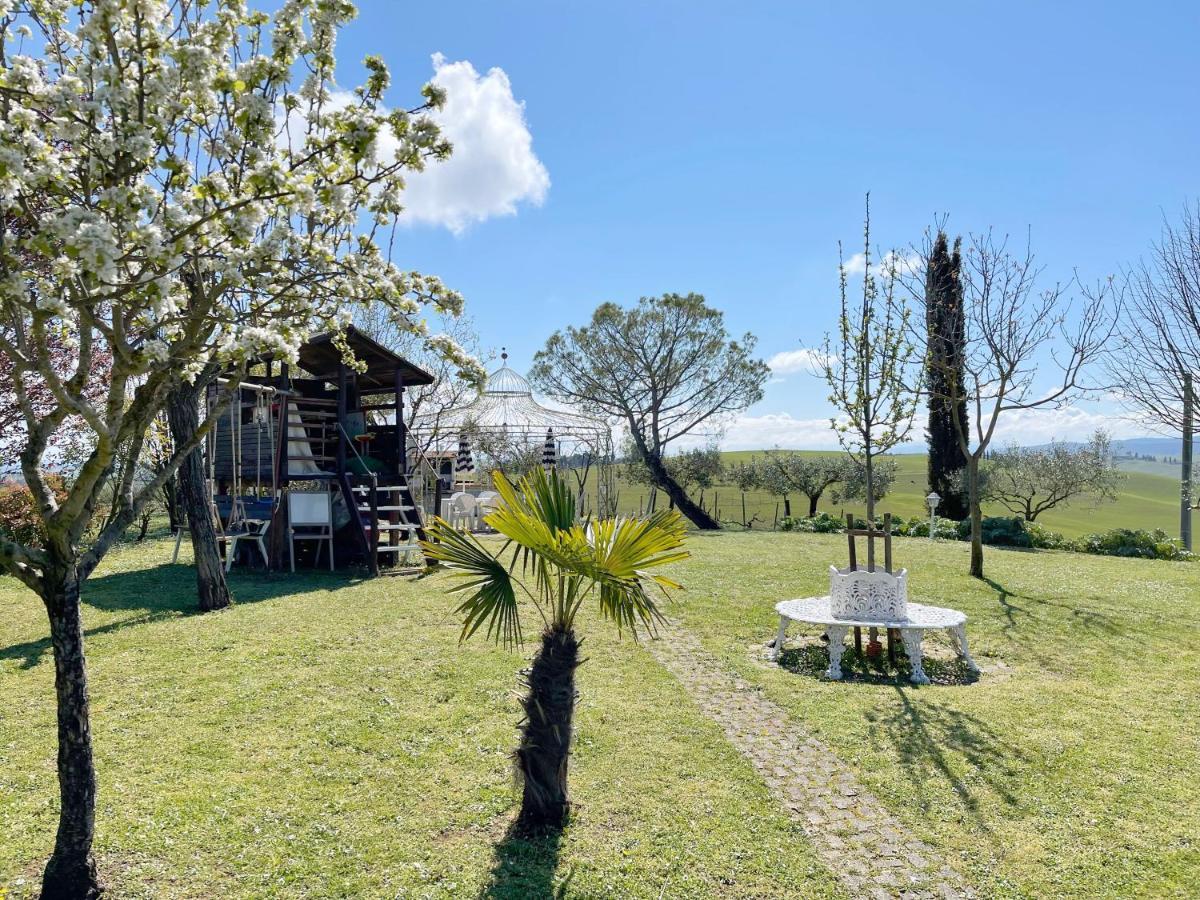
left=698, top=405, right=1142, bottom=453
left=401, top=53, right=550, bottom=234
left=766, top=348, right=831, bottom=376
left=692, top=413, right=847, bottom=451
left=842, top=250, right=920, bottom=278
left=842, top=252, right=868, bottom=275
left=987, top=405, right=1145, bottom=446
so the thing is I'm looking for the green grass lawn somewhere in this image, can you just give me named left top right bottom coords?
left=577, top=451, right=1192, bottom=538
left=0, top=539, right=838, bottom=900
left=2, top=532, right=1198, bottom=898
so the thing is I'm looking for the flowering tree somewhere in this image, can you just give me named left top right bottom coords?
left=0, top=2, right=481, bottom=896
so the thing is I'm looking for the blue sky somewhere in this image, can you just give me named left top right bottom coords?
left=337, top=0, right=1199, bottom=449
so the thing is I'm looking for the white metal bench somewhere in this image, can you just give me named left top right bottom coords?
left=769, top=595, right=979, bottom=684
left=769, top=515, right=979, bottom=684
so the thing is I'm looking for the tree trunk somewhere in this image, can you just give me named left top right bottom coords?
left=162, top=475, right=182, bottom=533
left=967, top=457, right=984, bottom=579
left=167, top=382, right=232, bottom=612
left=806, top=494, right=817, bottom=518
left=636, top=446, right=719, bottom=529
left=515, top=624, right=580, bottom=832
left=40, top=568, right=104, bottom=900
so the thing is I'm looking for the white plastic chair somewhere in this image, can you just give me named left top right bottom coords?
left=476, top=491, right=502, bottom=529
left=289, top=490, right=334, bottom=572
left=448, top=491, right=478, bottom=532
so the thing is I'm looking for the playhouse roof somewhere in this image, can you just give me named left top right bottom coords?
left=259, top=326, right=434, bottom=392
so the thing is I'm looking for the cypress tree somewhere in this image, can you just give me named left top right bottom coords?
left=925, top=232, right=970, bottom=520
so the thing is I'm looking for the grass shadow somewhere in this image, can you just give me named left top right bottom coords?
left=775, top=641, right=980, bottom=687
left=1, top=561, right=367, bottom=669
left=481, top=820, right=571, bottom=900
left=984, top=577, right=1125, bottom=650
left=864, top=686, right=1029, bottom=833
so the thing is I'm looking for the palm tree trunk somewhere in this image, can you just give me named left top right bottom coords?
left=515, top=624, right=580, bottom=831
left=40, top=566, right=103, bottom=900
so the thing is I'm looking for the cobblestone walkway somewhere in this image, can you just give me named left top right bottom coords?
left=645, top=622, right=975, bottom=899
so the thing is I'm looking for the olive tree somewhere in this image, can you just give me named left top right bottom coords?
left=531, top=294, right=768, bottom=529
left=730, top=452, right=850, bottom=518
left=0, top=3, right=480, bottom=896
left=974, top=432, right=1122, bottom=522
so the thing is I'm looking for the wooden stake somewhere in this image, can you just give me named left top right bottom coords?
left=883, top=512, right=893, bottom=574
left=846, top=512, right=857, bottom=570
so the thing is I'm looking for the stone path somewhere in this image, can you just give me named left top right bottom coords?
left=645, top=622, right=975, bottom=899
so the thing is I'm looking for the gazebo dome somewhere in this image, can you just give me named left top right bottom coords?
left=431, top=349, right=609, bottom=446
left=484, top=356, right=534, bottom=397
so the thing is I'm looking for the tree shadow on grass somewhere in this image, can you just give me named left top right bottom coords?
left=776, top=641, right=981, bottom=687
left=864, top=686, right=1029, bottom=834
left=1, top=562, right=365, bottom=670
left=983, top=576, right=1125, bottom=660
left=481, top=820, right=571, bottom=900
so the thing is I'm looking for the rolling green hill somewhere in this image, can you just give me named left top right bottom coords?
left=576, top=450, right=1192, bottom=538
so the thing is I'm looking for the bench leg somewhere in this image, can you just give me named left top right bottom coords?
left=824, top=625, right=849, bottom=680
left=900, top=628, right=929, bottom=685
left=769, top=616, right=789, bottom=661
left=948, top=624, right=981, bottom=673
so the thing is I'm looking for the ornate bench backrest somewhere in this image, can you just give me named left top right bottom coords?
left=828, top=566, right=908, bottom=621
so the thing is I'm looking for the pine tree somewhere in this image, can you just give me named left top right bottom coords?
left=924, top=232, right=970, bottom=520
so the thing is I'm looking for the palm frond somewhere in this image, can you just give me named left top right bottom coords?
left=432, top=469, right=689, bottom=645
left=421, top=519, right=522, bottom=648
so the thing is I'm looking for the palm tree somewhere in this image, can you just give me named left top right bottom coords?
left=422, top=467, right=688, bottom=831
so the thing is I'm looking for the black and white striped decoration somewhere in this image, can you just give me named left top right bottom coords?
left=542, top=428, right=557, bottom=471
left=455, top=437, right=473, bottom=476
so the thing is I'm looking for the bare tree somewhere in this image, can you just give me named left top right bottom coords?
left=1106, top=203, right=1200, bottom=548
left=354, top=303, right=488, bottom=457
left=916, top=230, right=1117, bottom=578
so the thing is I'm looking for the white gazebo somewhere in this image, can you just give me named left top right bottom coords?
left=429, top=351, right=614, bottom=512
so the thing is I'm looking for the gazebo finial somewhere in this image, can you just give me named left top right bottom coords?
left=501, top=346, right=508, bottom=362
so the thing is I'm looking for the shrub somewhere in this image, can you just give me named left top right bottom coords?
left=0, top=476, right=68, bottom=548
left=779, top=512, right=846, bottom=533
left=901, top=516, right=960, bottom=539
left=1073, top=528, right=1195, bottom=561
left=957, top=516, right=1032, bottom=547
left=1025, top=522, right=1068, bottom=549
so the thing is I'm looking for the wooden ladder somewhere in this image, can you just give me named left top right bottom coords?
left=348, top=475, right=434, bottom=573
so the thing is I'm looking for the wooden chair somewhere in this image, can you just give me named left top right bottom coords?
left=288, top=489, right=335, bottom=572
left=225, top=518, right=271, bottom=572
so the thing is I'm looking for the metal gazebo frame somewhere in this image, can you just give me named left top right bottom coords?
left=429, top=352, right=615, bottom=514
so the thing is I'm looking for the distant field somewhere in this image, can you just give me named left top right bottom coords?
left=573, top=450, right=1192, bottom=538
left=1116, top=457, right=1190, bottom=480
